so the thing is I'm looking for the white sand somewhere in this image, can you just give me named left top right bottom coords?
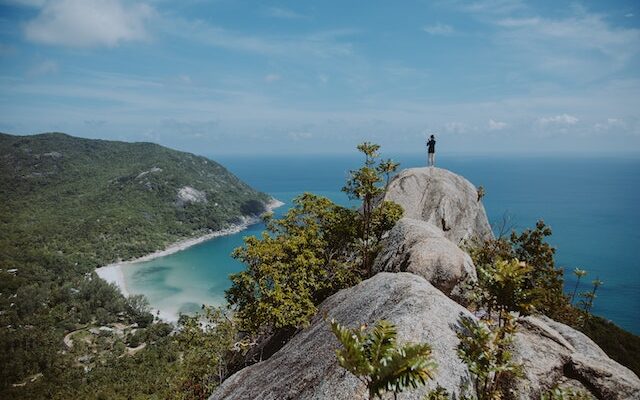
left=95, top=264, right=130, bottom=297
left=95, top=198, right=284, bottom=320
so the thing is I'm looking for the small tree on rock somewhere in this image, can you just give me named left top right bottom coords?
left=330, top=318, right=437, bottom=400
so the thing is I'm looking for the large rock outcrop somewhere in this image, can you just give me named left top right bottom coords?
left=211, top=273, right=640, bottom=400
left=383, top=167, right=492, bottom=244
left=210, top=167, right=639, bottom=400
left=373, top=217, right=476, bottom=302
left=211, top=273, right=476, bottom=400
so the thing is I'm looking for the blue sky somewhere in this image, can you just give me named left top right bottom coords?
left=0, top=0, right=639, bottom=155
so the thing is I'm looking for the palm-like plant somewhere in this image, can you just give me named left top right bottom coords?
left=570, top=268, right=588, bottom=304
left=330, top=318, right=437, bottom=399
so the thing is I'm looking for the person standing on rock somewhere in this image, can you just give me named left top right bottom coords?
left=427, top=134, right=436, bottom=167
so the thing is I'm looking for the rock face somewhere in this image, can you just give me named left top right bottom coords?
left=176, top=186, right=207, bottom=206
left=383, top=167, right=493, bottom=244
left=372, top=218, right=476, bottom=302
left=211, top=273, right=640, bottom=400
left=209, top=167, right=640, bottom=400
left=211, top=273, right=476, bottom=400
left=512, top=316, right=640, bottom=400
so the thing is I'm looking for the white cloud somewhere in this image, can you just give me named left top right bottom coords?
left=423, top=23, right=454, bottom=36
left=444, top=121, right=467, bottom=134
left=178, top=74, right=192, bottom=84
left=264, top=74, right=281, bottom=83
left=164, top=18, right=356, bottom=59
left=625, top=13, right=634, bottom=18
left=488, top=119, right=507, bottom=130
left=594, top=118, right=625, bottom=131
left=495, top=12, right=640, bottom=77
left=458, top=0, right=526, bottom=15
left=265, top=7, right=306, bottom=20
left=538, top=114, right=579, bottom=125
left=27, top=59, right=58, bottom=76
left=288, top=131, right=313, bottom=141
left=24, top=0, right=154, bottom=48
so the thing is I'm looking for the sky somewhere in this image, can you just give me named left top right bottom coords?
left=0, top=0, right=639, bottom=155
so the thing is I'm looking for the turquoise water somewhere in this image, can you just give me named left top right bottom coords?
left=122, top=154, right=640, bottom=334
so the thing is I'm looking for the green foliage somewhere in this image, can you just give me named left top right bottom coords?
left=226, top=193, right=362, bottom=335
left=468, top=220, right=640, bottom=378
left=424, top=386, right=451, bottom=400
left=473, top=259, right=535, bottom=322
left=468, top=220, right=567, bottom=320
left=227, top=143, right=402, bottom=338
left=126, top=294, right=153, bottom=327
left=343, top=142, right=402, bottom=274
left=371, top=201, right=404, bottom=242
left=330, top=318, right=437, bottom=400
left=377, top=158, right=400, bottom=189
left=510, top=220, right=566, bottom=317
left=171, top=307, right=237, bottom=400
left=456, top=314, right=522, bottom=400
left=0, top=132, right=269, bottom=397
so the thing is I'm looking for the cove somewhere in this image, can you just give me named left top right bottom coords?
left=120, top=154, right=640, bottom=334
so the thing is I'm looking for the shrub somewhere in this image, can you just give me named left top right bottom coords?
left=329, top=318, right=437, bottom=400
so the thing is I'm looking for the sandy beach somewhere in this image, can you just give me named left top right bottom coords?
left=95, top=198, right=284, bottom=304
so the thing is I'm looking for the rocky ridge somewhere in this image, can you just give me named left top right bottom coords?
left=210, top=167, right=640, bottom=400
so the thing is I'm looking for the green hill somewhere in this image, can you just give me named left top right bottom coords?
left=0, top=132, right=271, bottom=267
left=0, top=132, right=271, bottom=395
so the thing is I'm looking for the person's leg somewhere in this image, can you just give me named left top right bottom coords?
left=428, top=152, right=434, bottom=166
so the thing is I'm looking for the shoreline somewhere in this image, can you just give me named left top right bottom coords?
left=95, top=198, right=284, bottom=302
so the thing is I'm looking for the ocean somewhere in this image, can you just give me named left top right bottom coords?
left=121, top=154, right=640, bottom=334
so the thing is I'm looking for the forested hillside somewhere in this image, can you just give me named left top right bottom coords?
left=0, top=132, right=271, bottom=398
left=0, top=132, right=270, bottom=267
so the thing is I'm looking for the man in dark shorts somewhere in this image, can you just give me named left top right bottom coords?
left=427, top=134, right=436, bottom=166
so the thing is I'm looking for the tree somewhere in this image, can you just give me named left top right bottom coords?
left=473, top=259, right=535, bottom=325
left=377, top=158, right=400, bottom=190
left=343, top=143, right=402, bottom=274
left=330, top=318, right=437, bottom=400
left=171, top=307, right=236, bottom=400
left=226, top=194, right=360, bottom=336
left=469, top=220, right=568, bottom=320
left=343, top=143, right=383, bottom=271
left=126, top=294, right=153, bottom=327
left=510, top=220, right=566, bottom=317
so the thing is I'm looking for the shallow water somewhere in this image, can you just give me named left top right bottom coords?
left=122, top=154, right=640, bottom=333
